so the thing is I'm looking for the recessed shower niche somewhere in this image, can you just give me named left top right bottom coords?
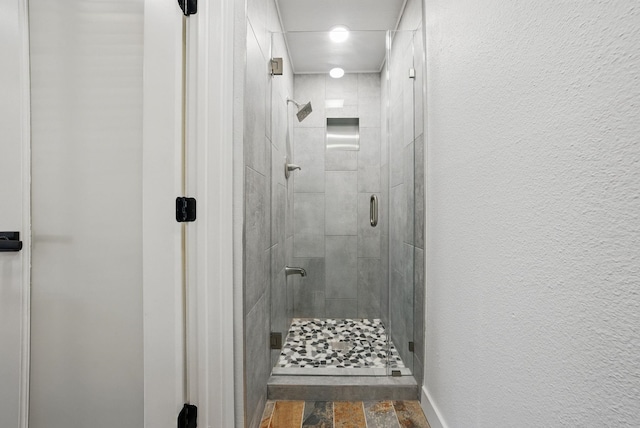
left=326, top=117, right=360, bottom=151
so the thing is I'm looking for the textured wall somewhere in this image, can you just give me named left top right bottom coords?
left=290, top=73, right=383, bottom=319
left=424, top=1, right=640, bottom=426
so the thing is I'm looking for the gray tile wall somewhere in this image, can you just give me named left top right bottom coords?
left=242, top=0, right=294, bottom=424
left=291, top=73, right=383, bottom=320
left=383, top=23, right=425, bottom=383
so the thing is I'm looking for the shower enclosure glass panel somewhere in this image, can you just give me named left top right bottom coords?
left=384, top=29, right=421, bottom=377
left=269, top=30, right=420, bottom=377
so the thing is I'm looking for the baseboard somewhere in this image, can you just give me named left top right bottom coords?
left=420, top=385, right=448, bottom=428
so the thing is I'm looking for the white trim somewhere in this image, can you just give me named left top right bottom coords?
left=188, top=0, right=237, bottom=425
left=18, top=0, right=31, bottom=426
left=420, top=2, right=431, bottom=426
left=421, top=385, right=448, bottom=428
left=232, top=0, right=247, bottom=424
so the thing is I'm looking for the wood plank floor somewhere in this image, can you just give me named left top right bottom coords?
left=260, top=400, right=431, bottom=428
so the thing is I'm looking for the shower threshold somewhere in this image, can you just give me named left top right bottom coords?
left=272, top=318, right=411, bottom=376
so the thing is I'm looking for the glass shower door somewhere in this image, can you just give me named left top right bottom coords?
left=268, top=28, right=421, bottom=378
left=384, top=28, right=423, bottom=377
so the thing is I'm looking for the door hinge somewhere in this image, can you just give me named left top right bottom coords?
left=409, top=68, right=416, bottom=79
left=0, top=231, right=23, bottom=252
left=177, top=0, right=197, bottom=15
left=176, top=197, right=197, bottom=222
left=408, top=341, right=415, bottom=352
left=177, top=403, right=197, bottom=428
left=270, top=332, right=283, bottom=350
left=270, top=58, right=283, bottom=75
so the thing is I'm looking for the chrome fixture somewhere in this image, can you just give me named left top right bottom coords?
left=284, top=157, right=301, bottom=179
left=326, top=117, right=360, bottom=151
left=370, top=194, right=378, bottom=227
left=285, top=266, right=307, bottom=277
left=287, top=98, right=313, bottom=122
left=270, top=57, right=283, bottom=75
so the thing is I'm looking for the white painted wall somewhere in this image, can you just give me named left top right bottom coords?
left=423, top=1, right=640, bottom=426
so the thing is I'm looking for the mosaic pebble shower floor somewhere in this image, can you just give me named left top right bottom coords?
left=276, top=318, right=406, bottom=370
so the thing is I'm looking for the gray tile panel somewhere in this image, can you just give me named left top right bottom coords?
left=404, top=142, right=415, bottom=245
left=326, top=73, right=358, bottom=106
left=325, top=171, right=357, bottom=194
left=325, top=150, right=357, bottom=171
left=358, top=96, right=382, bottom=128
left=358, top=259, right=382, bottom=318
left=325, top=236, right=358, bottom=299
left=293, top=128, right=325, bottom=193
left=245, top=292, right=271, bottom=428
left=357, top=73, right=381, bottom=99
left=244, top=30, right=268, bottom=175
left=292, top=258, right=326, bottom=318
left=325, top=193, right=357, bottom=236
left=414, top=134, right=425, bottom=250
left=325, top=299, right=358, bottom=318
left=413, top=247, right=424, bottom=362
left=245, top=167, right=269, bottom=314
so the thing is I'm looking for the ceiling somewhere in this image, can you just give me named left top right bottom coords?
left=276, top=0, right=406, bottom=74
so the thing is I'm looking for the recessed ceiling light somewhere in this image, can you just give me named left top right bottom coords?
left=329, top=26, right=349, bottom=43
left=329, top=68, right=345, bottom=79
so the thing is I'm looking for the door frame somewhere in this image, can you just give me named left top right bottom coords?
left=186, top=0, right=238, bottom=424
left=13, top=0, right=237, bottom=425
left=142, top=1, right=237, bottom=427
left=17, top=0, right=31, bottom=426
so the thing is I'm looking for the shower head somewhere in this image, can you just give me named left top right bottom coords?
left=287, top=98, right=313, bottom=122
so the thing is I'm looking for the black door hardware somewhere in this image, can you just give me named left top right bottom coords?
left=177, top=0, right=197, bottom=15
left=0, top=232, right=22, bottom=252
left=177, top=403, right=197, bottom=428
left=176, top=197, right=197, bottom=222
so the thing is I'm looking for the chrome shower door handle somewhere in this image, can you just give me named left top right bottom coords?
left=370, top=195, right=378, bottom=227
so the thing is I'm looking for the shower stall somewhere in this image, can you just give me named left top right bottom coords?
left=267, top=28, right=425, bottom=379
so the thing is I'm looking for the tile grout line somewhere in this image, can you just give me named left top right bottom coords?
left=332, top=401, right=335, bottom=428
left=362, top=401, right=369, bottom=428
left=392, top=401, right=403, bottom=428
left=267, top=401, right=277, bottom=428
left=267, top=401, right=274, bottom=428
left=299, top=401, right=304, bottom=428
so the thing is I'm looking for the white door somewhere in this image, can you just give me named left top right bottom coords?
left=26, top=1, right=184, bottom=427
left=0, top=0, right=30, bottom=427
left=1, top=1, right=234, bottom=426
left=27, top=1, right=187, bottom=427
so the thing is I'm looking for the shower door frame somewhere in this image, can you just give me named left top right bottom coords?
left=268, top=30, right=419, bottom=378
left=144, top=1, right=237, bottom=426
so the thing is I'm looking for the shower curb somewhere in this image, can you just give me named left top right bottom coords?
left=267, top=375, right=419, bottom=401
